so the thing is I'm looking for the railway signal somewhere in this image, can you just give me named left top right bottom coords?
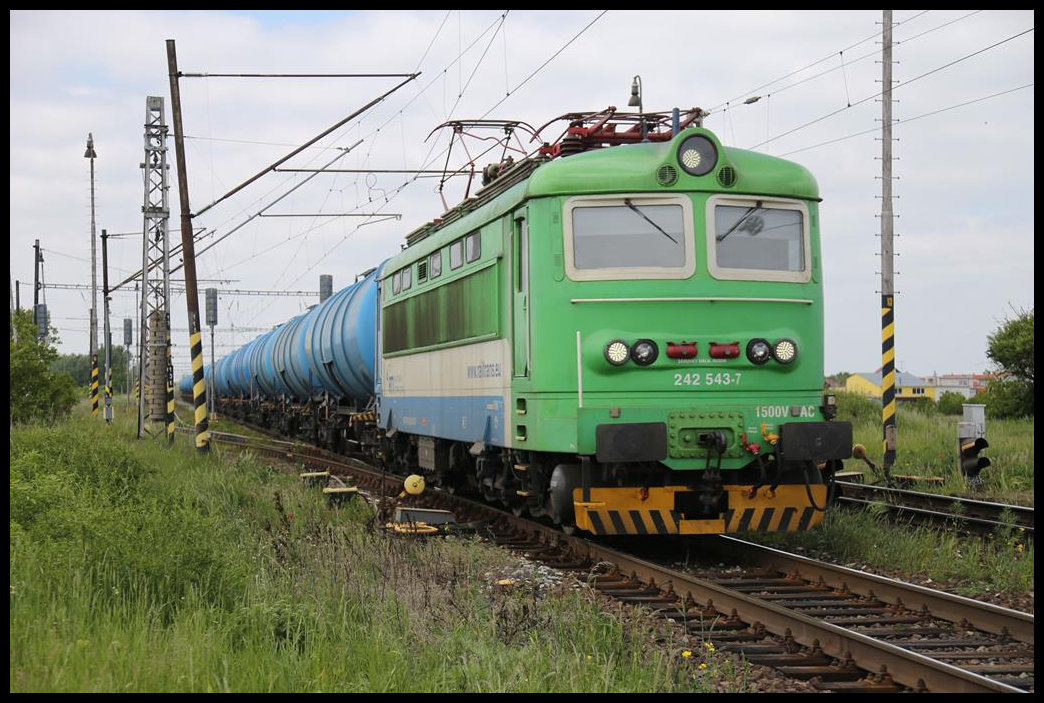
left=958, top=434, right=990, bottom=487
left=957, top=403, right=989, bottom=488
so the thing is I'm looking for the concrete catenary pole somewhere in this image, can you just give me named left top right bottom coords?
left=85, top=134, right=98, bottom=365
left=880, top=10, right=897, bottom=478
left=167, top=39, right=209, bottom=454
left=102, top=229, right=113, bottom=423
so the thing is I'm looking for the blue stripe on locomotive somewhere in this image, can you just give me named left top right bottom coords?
left=380, top=395, right=504, bottom=446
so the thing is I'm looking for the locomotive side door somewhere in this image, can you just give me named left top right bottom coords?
left=512, top=213, right=530, bottom=377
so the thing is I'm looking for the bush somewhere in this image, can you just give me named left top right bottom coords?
left=936, top=391, right=966, bottom=415
left=834, top=391, right=879, bottom=422
left=10, top=309, right=79, bottom=425
left=980, top=378, right=1034, bottom=419
left=984, top=307, right=1033, bottom=417
left=904, top=397, right=938, bottom=416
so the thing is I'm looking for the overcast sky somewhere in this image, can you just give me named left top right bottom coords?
left=9, top=10, right=1034, bottom=380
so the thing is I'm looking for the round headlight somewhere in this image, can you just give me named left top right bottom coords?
left=773, top=338, right=798, bottom=364
left=677, top=134, right=718, bottom=176
left=631, top=339, right=659, bottom=366
left=605, top=340, right=630, bottom=366
left=746, top=338, right=772, bottom=366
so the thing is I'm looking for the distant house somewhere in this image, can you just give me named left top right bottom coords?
left=925, top=373, right=989, bottom=400
left=845, top=370, right=936, bottom=401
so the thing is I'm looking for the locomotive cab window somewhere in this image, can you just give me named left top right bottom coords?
left=563, top=194, right=695, bottom=280
left=706, top=195, right=811, bottom=283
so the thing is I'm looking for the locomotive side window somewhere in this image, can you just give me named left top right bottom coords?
left=401, top=266, right=412, bottom=291
left=707, top=195, right=811, bottom=282
left=563, top=194, right=695, bottom=280
left=428, top=251, right=442, bottom=279
left=465, top=232, right=481, bottom=263
left=392, top=271, right=402, bottom=295
left=449, top=239, right=464, bottom=269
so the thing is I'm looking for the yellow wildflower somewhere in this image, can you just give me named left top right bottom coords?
left=698, top=663, right=708, bottom=670
left=703, top=641, right=716, bottom=652
left=681, top=650, right=693, bottom=658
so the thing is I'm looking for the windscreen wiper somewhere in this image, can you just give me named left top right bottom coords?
left=717, top=201, right=763, bottom=242
left=624, top=198, right=678, bottom=244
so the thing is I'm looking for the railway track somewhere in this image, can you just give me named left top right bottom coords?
left=194, top=427, right=1034, bottom=693
left=835, top=481, right=1033, bottom=537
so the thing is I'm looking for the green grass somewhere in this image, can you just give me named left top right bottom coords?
left=747, top=508, right=1033, bottom=598
left=11, top=400, right=745, bottom=692
left=835, top=392, right=1034, bottom=504
left=740, top=394, right=1034, bottom=599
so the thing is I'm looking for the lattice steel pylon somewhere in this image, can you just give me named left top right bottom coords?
left=137, top=95, right=175, bottom=443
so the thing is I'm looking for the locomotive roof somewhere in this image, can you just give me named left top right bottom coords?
left=394, top=126, right=819, bottom=264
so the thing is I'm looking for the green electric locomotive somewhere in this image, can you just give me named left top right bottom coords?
left=377, top=106, right=852, bottom=536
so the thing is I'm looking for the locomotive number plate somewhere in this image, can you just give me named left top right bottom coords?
left=673, top=372, right=742, bottom=387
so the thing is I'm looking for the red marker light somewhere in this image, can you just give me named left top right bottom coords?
left=666, top=341, right=697, bottom=359
left=709, top=342, right=740, bottom=359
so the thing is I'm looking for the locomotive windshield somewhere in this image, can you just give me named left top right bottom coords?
left=707, top=195, right=811, bottom=283
left=564, top=194, right=695, bottom=280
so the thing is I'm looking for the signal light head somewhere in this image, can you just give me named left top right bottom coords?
left=605, top=340, right=630, bottom=366
left=631, top=339, right=659, bottom=366
left=747, top=338, right=772, bottom=365
left=773, top=338, right=798, bottom=364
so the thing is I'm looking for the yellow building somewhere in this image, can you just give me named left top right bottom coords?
left=845, top=370, right=936, bottom=402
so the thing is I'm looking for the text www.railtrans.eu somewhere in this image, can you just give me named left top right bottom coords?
left=466, top=362, right=502, bottom=379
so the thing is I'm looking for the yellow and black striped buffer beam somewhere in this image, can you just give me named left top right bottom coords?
left=350, top=410, right=377, bottom=425
left=573, top=486, right=827, bottom=536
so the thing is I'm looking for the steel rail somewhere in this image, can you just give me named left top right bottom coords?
left=713, top=536, right=1034, bottom=644
left=836, top=481, right=1034, bottom=534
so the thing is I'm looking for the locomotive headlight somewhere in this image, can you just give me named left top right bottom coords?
left=746, top=338, right=772, bottom=366
left=631, top=339, right=659, bottom=366
left=677, top=134, right=717, bottom=176
left=605, top=340, right=630, bottom=366
left=772, top=338, right=798, bottom=364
